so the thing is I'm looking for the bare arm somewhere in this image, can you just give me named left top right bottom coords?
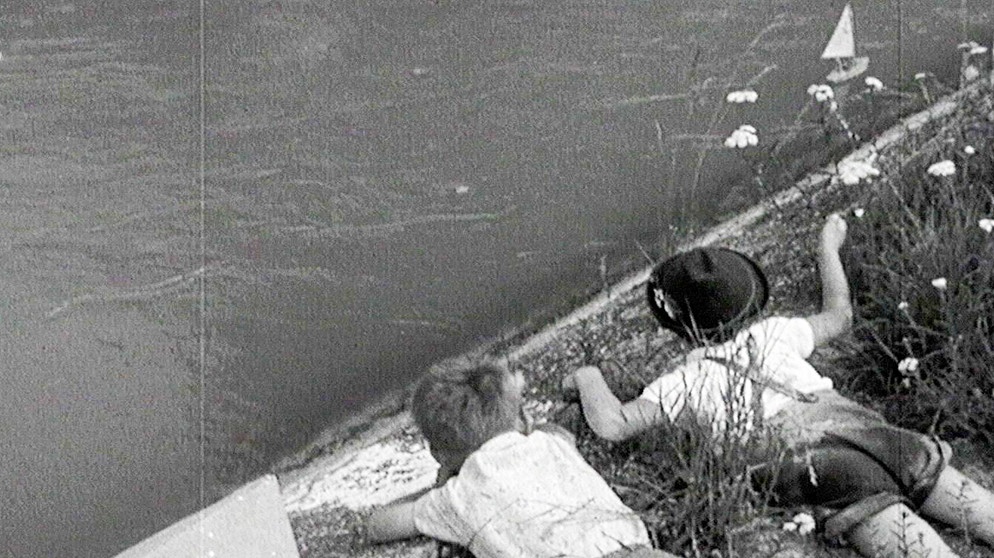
left=805, top=213, right=853, bottom=347
left=365, top=500, right=421, bottom=543
left=567, top=366, right=666, bottom=442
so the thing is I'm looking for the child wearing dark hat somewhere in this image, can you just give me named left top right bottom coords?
left=563, top=213, right=994, bottom=558
left=365, top=359, right=678, bottom=558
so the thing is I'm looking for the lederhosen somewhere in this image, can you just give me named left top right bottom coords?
left=706, top=354, right=950, bottom=540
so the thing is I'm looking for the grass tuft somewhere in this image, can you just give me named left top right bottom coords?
left=839, top=88, right=994, bottom=443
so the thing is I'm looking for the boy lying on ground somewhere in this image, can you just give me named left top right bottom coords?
left=563, top=213, right=994, bottom=558
left=364, top=360, right=678, bottom=558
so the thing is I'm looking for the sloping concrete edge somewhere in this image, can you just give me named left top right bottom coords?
left=115, top=475, right=300, bottom=558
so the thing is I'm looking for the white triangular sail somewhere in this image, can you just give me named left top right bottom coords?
left=821, top=3, right=856, bottom=59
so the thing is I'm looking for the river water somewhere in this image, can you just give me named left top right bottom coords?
left=0, top=1, right=988, bottom=556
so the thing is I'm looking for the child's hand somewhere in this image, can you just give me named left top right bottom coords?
left=561, top=371, right=580, bottom=403
left=820, top=213, right=848, bottom=254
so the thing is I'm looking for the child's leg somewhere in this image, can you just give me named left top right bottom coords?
left=848, top=503, right=958, bottom=558
left=919, top=466, right=994, bottom=544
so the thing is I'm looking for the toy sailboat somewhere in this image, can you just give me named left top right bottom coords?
left=822, top=3, right=869, bottom=83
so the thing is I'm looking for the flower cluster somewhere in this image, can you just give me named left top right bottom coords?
left=926, top=160, right=956, bottom=177
left=898, top=356, right=920, bottom=388
left=898, top=356, right=920, bottom=389
left=807, top=84, right=838, bottom=111
left=726, top=89, right=759, bottom=104
left=958, top=41, right=989, bottom=55
left=724, top=124, right=758, bottom=148
left=807, top=84, right=834, bottom=102
left=980, top=218, right=994, bottom=233
left=836, top=156, right=880, bottom=185
left=782, top=512, right=816, bottom=535
left=898, top=357, right=920, bottom=375
left=864, top=76, right=884, bottom=91
left=931, top=277, right=948, bottom=291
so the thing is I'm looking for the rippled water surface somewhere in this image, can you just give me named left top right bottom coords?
left=0, top=1, right=989, bottom=555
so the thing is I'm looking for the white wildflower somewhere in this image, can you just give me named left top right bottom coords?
left=792, top=513, right=816, bottom=536
left=898, top=357, right=920, bottom=374
left=897, top=301, right=909, bottom=311
left=724, top=125, right=759, bottom=148
left=853, top=208, right=865, bottom=218
left=914, top=72, right=928, bottom=80
left=926, top=160, right=956, bottom=177
left=837, top=159, right=880, bottom=185
left=964, top=65, right=980, bottom=82
left=807, top=84, right=834, bottom=102
left=960, top=41, right=989, bottom=55
left=964, top=145, right=976, bottom=155
left=726, top=89, right=759, bottom=103
left=864, top=76, right=884, bottom=91
left=782, top=521, right=798, bottom=532
left=931, top=277, right=948, bottom=291
left=979, top=218, right=994, bottom=233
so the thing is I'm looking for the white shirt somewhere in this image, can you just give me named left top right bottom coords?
left=640, top=317, right=833, bottom=431
left=413, top=429, right=650, bottom=558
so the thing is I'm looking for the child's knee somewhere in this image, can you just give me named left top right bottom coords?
left=823, top=492, right=906, bottom=539
left=921, top=465, right=994, bottom=542
left=847, top=503, right=956, bottom=558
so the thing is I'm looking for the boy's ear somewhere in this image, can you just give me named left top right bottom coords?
left=430, top=447, right=466, bottom=481
left=428, top=446, right=450, bottom=467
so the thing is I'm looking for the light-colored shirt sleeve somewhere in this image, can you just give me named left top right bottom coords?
left=412, top=481, right=470, bottom=546
left=745, top=316, right=815, bottom=360
left=638, top=358, right=725, bottom=424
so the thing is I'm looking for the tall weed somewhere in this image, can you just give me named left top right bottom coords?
left=564, top=348, right=788, bottom=558
left=840, top=88, right=994, bottom=441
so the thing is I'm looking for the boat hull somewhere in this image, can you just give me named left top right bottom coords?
left=827, top=56, right=870, bottom=83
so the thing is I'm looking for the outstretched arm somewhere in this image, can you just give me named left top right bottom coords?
left=565, top=366, right=665, bottom=442
left=805, top=213, right=853, bottom=347
left=365, top=500, right=420, bottom=543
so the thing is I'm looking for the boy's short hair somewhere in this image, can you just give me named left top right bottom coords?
left=412, top=361, right=520, bottom=471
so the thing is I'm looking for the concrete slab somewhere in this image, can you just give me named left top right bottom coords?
left=114, top=475, right=300, bottom=558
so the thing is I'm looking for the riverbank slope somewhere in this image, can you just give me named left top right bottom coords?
left=278, top=77, right=994, bottom=558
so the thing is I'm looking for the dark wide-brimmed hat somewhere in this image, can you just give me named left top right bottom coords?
left=646, top=247, right=769, bottom=341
